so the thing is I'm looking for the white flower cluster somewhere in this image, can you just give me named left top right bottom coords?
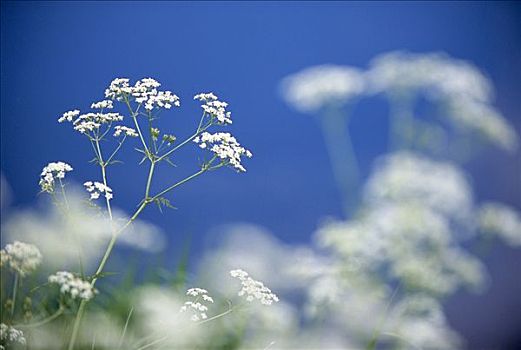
left=0, top=241, right=42, bottom=277
left=113, top=125, right=138, bottom=138
left=368, top=51, right=518, bottom=152
left=71, top=112, right=124, bottom=134
left=281, top=64, right=366, bottom=113
left=180, top=288, right=214, bottom=322
left=39, top=161, right=73, bottom=193
left=479, top=202, right=521, bottom=246
left=58, top=109, right=80, bottom=123
left=48, top=271, right=97, bottom=301
left=367, top=51, right=492, bottom=101
left=364, top=152, right=474, bottom=224
left=104, top=77, right=180, bottom=110
left=194, top=92, right=232, bottom=124
left=194, top=132, right=252, bottom=172
left=91, top=99, right=114, bottom=110
left=230, top=269, right=279, bottom=305
left=447, top=99, right=519, bottom=152
left=0, top=324, right=26, bottom=348
left=84, top=181, right=113, bottom=200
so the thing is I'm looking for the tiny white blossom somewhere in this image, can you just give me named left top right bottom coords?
left=230, top=269, right=279, bottom=305
left=48, top=271, right=97, bottom=301
left=0, top=241, right=42, bottom=277
left=194, top=92, right=232, bottom=124
left=71, top=112, right=124, bottom=135
left=113, top=125, right=138, bottom=137
left=39, top=161, right=73, bottom=193
left=105, top=77, right=180, bottom=110
left=84, top=181, right=113, bottom=201
left=58, top=109, right=80, bottom=123
left=180, top=287, right=214, bottom=322
left=91, top=100, right=114, bottom=110
left=0, top=324, right=26, bottom=347
left=194, top=132, right=252, bottom=172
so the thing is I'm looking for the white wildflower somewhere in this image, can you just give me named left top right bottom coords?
left=0, top=324, right=26, bottom=346
left=446, top=99, right=518, bottom=152
left=281, top=64, right=366, bottom=113
left=180, top=287, right=214, bottom=322
left=194, top=92, right=232, bottom=124
left=39, top=161, right=73, bottom=193
left=367, top=51, right=492, bottom=102
left=58, top=109, right=80, bottom=123
left=230, top=269, right=279, bottom=305
left=105, top=77, right=180, bottom=110
left=194, top=132, right=252, bottom=172
left=479, top=202, right=521, bottom=246
left=364, top=152, right=474, bottom=224
left=84, top=181, right=113, bottom=201
left=91, top=100, right=114, bottom=110
left=104, top=78, right=132, bottom=100
left=113, top=125, right=138, bottom=138
left=72, top=112, right=124, bottom=134
left=0, top=241, right=42, bottom=277
left=48, top=271, right=97, bottom=301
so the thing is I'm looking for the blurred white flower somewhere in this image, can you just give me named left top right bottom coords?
left=446, top=99, right=519, bottom=152
left=0, top=323, right=26, bottom=347
left=364, top=152, right=474, bottom=225
left=0, top=241, right=42, bottom=277
left=281, top=64, right=366, bottom=113
left=479, top=202, right=521, bottom=246
left=2, top=190, right=166, bottom=270
left=367, top=51, right=492, bottom=102
left=90, top=100, right=114, bottom=110
left=48, top=271, right=97, bottom=301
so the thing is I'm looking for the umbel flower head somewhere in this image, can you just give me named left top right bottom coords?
left=84, top=181, right=113, bottom=200
left=0, top=323, right=26, bottom=348
left=48, top=271, right=97, bottom=301
left=0, top=241, right=42, bottom=277
left=39, top=161, right=73, bottom=193
left=104, top=77, right=180, bottom=110
left=194, top=132, right=252, bottom=172
left=230, top=269, right=279, bottom=305
left=194, top=92, right=233, bottom=125
left=180, top=287, right=215, bottom=322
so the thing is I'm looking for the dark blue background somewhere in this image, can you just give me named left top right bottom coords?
left=2, top=2, right=520, bottom=348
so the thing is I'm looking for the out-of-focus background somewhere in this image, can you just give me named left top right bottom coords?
left=1, top=2, right=520, bottom=349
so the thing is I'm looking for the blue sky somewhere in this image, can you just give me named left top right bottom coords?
left=1, top=2, right=520, bottom=347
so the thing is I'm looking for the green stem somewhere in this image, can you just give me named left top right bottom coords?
left=151, top=168, right=206, bottom=201
left=10, top=273, right=19, bottom=317
left=319, top=107, right=360, bottom=217
left=17, top=306, right=64, bottom=328
left=157, top=113, right=208, bottom=162
left=67, top=201, right=147, bottom=350
left=145, top=161, right=156, bottom=199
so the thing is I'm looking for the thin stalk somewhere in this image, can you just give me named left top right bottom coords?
left=388, top=93, right=414, bottom=151
left=151, top=168, right=205, bottom=201
left=58, top=178, right=70, bottom=211
left=145, top=161, right=155, bottom=199
left=10, top=273, right=19, bottom=317
left=67, top=201, right=147, bottom=350
left=117, top=307, right=134, bottom=349
left=319, top=107, right=360, bottom=217
left=17, top=306, right=64, bottom=328
left=157, top=113, right=208, bottom=162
